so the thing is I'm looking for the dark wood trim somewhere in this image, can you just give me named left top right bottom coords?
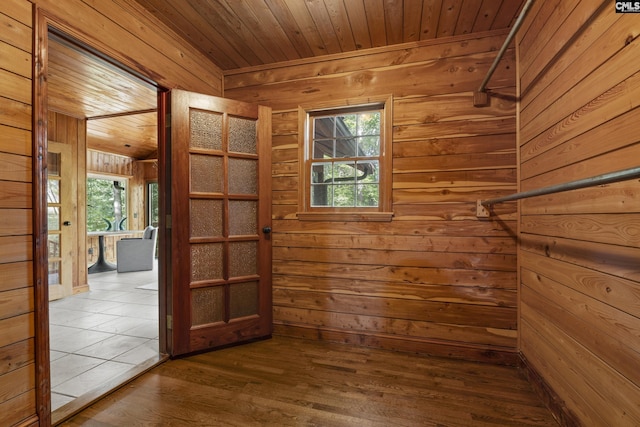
left=519, top=353, right=581, bottom=427
left=158, top=89, right=170, bottom=356
left=33, top=5, right=52, bottom=426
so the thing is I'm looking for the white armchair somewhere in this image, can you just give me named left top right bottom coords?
left=116, top=226, right=157, bottom=273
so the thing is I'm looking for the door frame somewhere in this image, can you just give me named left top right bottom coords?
left=34, top=9, right=169, bottom=424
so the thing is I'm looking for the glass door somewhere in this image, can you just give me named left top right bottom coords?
left=48, top=141, right=73, bottom=300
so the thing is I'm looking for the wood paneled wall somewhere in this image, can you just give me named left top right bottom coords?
left=225, top=30, right=519, bottom=363
left=0, top=1, right=36, bottom=425
left=0, top=0, right=224, bottom=424
left=517, top=1, right=640, bottom=425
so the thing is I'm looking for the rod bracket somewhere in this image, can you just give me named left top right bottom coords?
left=476, top=200, right=490, bottom=218
left=473, top=91, right=489, bottom=107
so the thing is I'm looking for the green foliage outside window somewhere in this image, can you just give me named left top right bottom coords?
left=86, top=178, right=127, bottom=231
left=311, top=110, right=381, bottom=208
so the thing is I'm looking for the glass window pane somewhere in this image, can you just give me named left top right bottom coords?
left=358, top=136, right=380, bottom=156
left=190, top=199, right=223, bottom=238
left=229, top=241, right=257, bottom=277
left=314, top=117, right=335, bottom=139
left=48, top=207, right=60, bottom=231
left=335, top=137, right=356, bottom=157
left=190, top=110, right=222, bottom=150
left=190, top=154, right=223, bottom=193
left=337, top=114, right=357, bottom=134
left=333, top=162, right=356, bottom=181
left=228, top=158, right=257, bottom=194
left=48, top=179, right=60, bottom=204
left=190, top=243, right=223, bottom=282
left=357, top=161, right=378, bottom=183
left=358, top=111, right=380, bottom=135
left=313, top=139, right=334, bottom=159
left=311, top=184, right=331, bottom=207
left=48, top=152, right=61, bottom=176
left=357, top=184, right=379, bottom=207
left=229, top=200, right=256, bottom=236
left=48, top=234, right=60, bottom=258
left=229, top=281, right=258, bottom=319
left=333, top=184, right=355, bottom=207
left=86, top=178, right=128, bottom=232
left=48, top=262, right=61, bottom=285
left=191, top=286, right=224, bottom=326
left=228, top=116, right=256, bottom=154
left=311, top=163, right=332, bottom=184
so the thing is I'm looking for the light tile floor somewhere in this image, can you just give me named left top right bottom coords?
left=49, top=267, right=160, bottom=412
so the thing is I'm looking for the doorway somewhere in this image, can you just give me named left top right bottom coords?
left=37, top=18, right=272, bottom=425
left=43, top=29, right=163, bottom=421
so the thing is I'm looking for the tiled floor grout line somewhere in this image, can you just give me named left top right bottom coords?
left=49, top=266, right=160, bottom=411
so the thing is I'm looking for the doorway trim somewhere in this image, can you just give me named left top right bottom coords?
left=34, top=8, right=168, bottom=425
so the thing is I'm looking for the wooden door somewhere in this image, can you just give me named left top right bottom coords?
left=47, top=141, right=74, bottom=300
left=164, top=89, right=272, bottom=356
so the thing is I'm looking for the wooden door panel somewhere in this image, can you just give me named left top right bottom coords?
left=166, top=90, right=271, bottom=356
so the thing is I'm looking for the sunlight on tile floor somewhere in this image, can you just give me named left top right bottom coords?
left=49, top=267, right=160, bottom=411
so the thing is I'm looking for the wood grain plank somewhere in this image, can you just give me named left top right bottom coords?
left=521, top=252, right=639, bottom=318
left=521, top=179, right=640, bottom=215
left=0, top=96, right=31, bottom=130
left=521, top=301, right=640, bottom=425
left=437, top=0, right=462, bottom=38
left=0, top=13, right=31, bottom=53
left=0, top=181, right=31, bottom=209
left=520, top=233, right=640, bottom=282
left=273, top=232, right=517, bottom=253
left=0, top=125, right=30, bottom=157
left=273, top=274, right=517, bottom=306
left=0, top=261, right=32, bottom=292
left=0, top=152, right=31, bottom=182
left=0, top=235, right=31, bottom=264
left=521, top=104, right=640, bottom=178
left=0, top=389, right=35, bottom=427
left=0, top=313, right=34, bottom=349
left=521, top=213, right=640, bottom=247
left=274, top=246, right=516, bottom=271
left=0, top=287, right=33, bottom=320
left=273, top=259, right=517, bottom=288
left=521, top=20, right=640, bottom=143
left=455, top=0, right=483, bottom=36
left=265, top=0, right=316, bottom=58
left=0, top=209, right=32, bottom=237
left=0, top=41, right=31, bottom=78
left=522, top=271, right=640, bottom=370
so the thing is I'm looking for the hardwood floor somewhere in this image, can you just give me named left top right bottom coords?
left=60, top=336, right=558, bottom=426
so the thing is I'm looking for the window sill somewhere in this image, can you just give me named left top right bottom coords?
left=296, top=212, right=394, bottom=222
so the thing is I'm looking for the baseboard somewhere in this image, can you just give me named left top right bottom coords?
left=273, top=324, right=519, bottom=365
left=519, top=353, right=581, bottom=427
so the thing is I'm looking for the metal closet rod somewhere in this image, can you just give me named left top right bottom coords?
left=476, top=166, right=640, bottom=217
left=474, top=0, right=536, bottom=107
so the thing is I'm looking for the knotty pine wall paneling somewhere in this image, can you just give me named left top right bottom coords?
left=517, top=1, right=640, bottom=425
left=0, top=0, right=225, bottom=424
left=225, top=30, right=519, bottom=364
left=0, top=1, right=36, bottom=425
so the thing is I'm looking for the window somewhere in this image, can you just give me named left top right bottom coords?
left=86, top=176, right=128, bottom=231
left=298, top=96, right=393, bottom=221
left=147, top=181, right=159, bottom=227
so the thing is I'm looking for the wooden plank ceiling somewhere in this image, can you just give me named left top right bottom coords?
left=46, top=0, right=526, bottom=159
left=134, top=0, right=525, bottom=70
